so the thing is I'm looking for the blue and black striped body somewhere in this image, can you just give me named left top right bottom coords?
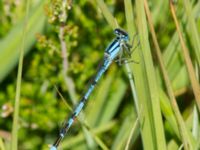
left=50, top=28, right=130, bottom=150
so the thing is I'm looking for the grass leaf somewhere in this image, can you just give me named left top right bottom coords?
left=11, top=1, right=31, bottom=149
left=134, top=1, right=167, bottom=149
left=0, top=1, right=46, bottom=82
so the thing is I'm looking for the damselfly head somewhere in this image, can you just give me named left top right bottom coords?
left=114, top=28, right=129, bottom=41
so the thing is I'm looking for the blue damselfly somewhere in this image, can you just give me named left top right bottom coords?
left=50, top=28, right=133, bottom=150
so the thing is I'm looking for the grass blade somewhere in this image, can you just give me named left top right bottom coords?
left=0, top=138, right=5, bottom=150
left=133, top=1, right=167, bottom=149
left=144, top=0, right=195, bottom=149
left=125, top=117, right=139, bottom=150
left=11, top=1, right=30, bottom=149
left=0, top=1, right=46, bottom=82
left=97, top=77, right=127, bottom=125
left=96, top=0, right=117, bottom=29
left=124, top=0, right=136, bottom=35
left=61, top=120, right=116, bottom=149
left=169, top=0, right=200, bottom=115
left=167, top=140, right=179, bottom=150
left=111, top=115, right=136, bottom=150
left=192, top=105, right=199, bottom=139
left=183, top=0, right=200, bottom=66
left=86, top=66, right=116, bottom=127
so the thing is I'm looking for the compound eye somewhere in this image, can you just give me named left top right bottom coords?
left=114, top=28, right=129, bottom=40
left=114, top=29, right=119, bottom=35
left=123, top=35, right=129, bottom=41
left=125, top=35, right=129, bottom=39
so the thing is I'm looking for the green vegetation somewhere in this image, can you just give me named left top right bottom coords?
left=0, top=0, right=200, bottom=150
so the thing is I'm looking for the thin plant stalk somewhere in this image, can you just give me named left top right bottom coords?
left=96, top=0, right=117, bottom=29
left=135, top=0, right=167, bottom=149
left=11, top=1, right=30, bottom=150
left=169, top=0, right=200, bottom=112
left=144, top=0, right=192, bottom=149
left=59, top=25, right=77, bottom=104
left=59, top=0, right=77, bottom=105
left=61, top=120, right=116, bottom=149
left=0, top=138, right=5, bottom=150
left=192, top=62, right=199, bottom=139
left=125, top=117, right=139, bottom=150
left=183, top=0, right=200, bottom=66
left=125, top=62, right=139, bottom=114
left=124, top=0, right=139, bottom=114
left=55, top=2, right=108, bottom=148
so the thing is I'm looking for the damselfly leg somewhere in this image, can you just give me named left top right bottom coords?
left=115, top=35, right=140, bottom=65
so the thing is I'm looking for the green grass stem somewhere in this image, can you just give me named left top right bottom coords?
left=96, top=0, right=117, bottom=29
left=169, top=0, right=200, bottom=115
left=134, top=1, right=167, bottom=149
left=0, top=138, right=5, bottom=150
left=144, top=0, right=195, bottom=149
left=11, top=1, right=30, bottom=150
left=183, top=0, right=200, bottom=66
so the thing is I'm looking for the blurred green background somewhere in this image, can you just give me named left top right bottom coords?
left=0, top=0, right=200, bottom=150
